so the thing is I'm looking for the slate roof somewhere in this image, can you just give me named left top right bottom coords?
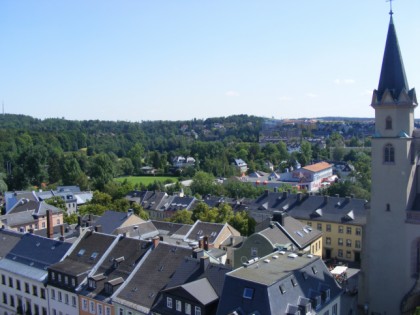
left=79, top=237, right=152, bottom=301
left=93, top=210, right=138, bottom=234
left=5, top=233, right=71, bottom=270
left=49, top=231, right=117, bottom=279
left=141, top=191, right=168, bottom=210
left=377, top=15, right=410, bottom=101
left=216, top=251, right=342, bottom=315
left=115, top=221, right=158, bottom=239
left=151, top=220, right=191, bottom=236
left=4, top=191, right=38, bottom=213
left=184, top=221, right=226, bottom=244
left=0, top=229, right=24, bottom=259
left=114, top=243, right=192, bottom=313
left=249, top=191, right=368, bottom=225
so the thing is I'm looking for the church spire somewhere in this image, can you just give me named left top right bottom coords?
left=376, top=14, right=410, bottom=101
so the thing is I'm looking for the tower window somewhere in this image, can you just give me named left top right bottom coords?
left=386, top=116, right=393, bottom=130
left=386, top=203, right=391, bottom=211
left=384, top=144, right=395, bottom=163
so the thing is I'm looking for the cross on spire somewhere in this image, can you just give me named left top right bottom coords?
left=387, top=0, right=394, bottom=15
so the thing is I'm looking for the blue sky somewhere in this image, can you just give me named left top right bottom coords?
left=1, top=1, right=420, bottom=122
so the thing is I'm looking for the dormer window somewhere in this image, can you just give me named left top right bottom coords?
left=386, top=116, right=393, bottom=130
left=384, top=144, right=395, bottom=163
left=88, top=278, right=96, bottom=290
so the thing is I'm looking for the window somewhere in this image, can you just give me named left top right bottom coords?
left=279, top=283, right=287, bottom=294
left=346, top=227, right=352, bottom=234
left=312, top=266, right=318, bottom=274
left=338, top=238, right=343, bottom=246
left=41, top=288, right=46, bottom=299
left=251, top=247, right=258, bottom=257
left=118, top=308, right=123, bottom=315
left=346, top=239, right=352, bottom=247
left=97, top=304, right=103, bottom=315
left=51, top=272, right=56, bottom=281
left=72, top=296, right=77, bottom=307
left=291, top=277, right=298, bottom=287
left=33, top=285, right=38, bottom=296
left=307, top=222, right=312, bottom=227
left=1, top=275, right=5, bottom=285
left=71, top=278, right=76, bottom=287
left=386, top=116, right=392, bottom=130
left=338, top=249, right=343, bottom=257
left=51, top=289, right=56, bottom=300
left=317, top=223, right=322, bottom=231
left=195, top=306, right=201, bottom=315
left=167, top=297, right=173, bottom=308
left=338, top=225, right=343, bottom=233
left=64, top=276, right=68, bottom=285
left=176, top=300, right=182, bottom=311
left=356, top=227, right=362, bottom=235
left=8, top=277, right=13, bottom=288
left=58, top=274, right=62, bottom=282
left=243, top=287, right=254, bottom=299
left=185, top=303, right=191, bottom=315
left=42, top=307, right=47, bottom=315
left=384, top=144, right=395, bottom=163
left=355, top=240, right=361, bottom=249
left=57, top=219, right=60, bottom=224
left=2, top=292, right=7, bottom=304
left=25, top=282, right=30, bottom=293
left=16, top=280, right=21, bottom=291
left=90, top=301, right=95, bottom=314
left=65, top=294, right=69, bottom=305
left=88, top=279, right=96, bottom=290
left=105, top=306, right=111, bottom=315
left=386, top=203, right=391, bottom=211
left=326, top=237, right=331, bottom=245
left=42, top=222, right=46, bottom=228
left=10, top=295, right=15, bottom=307
left=58, top=291, right=62, bottom=302
left=326, top=224, right=331, bottom=232
left=346, top=250, right=352, bottom=259
left=332, top=304, right=338, bottom=315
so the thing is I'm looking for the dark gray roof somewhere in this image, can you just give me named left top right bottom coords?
left=94, top=210, right=134, bottom=234
left=49, top=231, right=117, bottom=278
left=114, top=243, right=192, bottom=312
left=6, top=233, right=71, bottom=270
left=216, top=251, right=342, bottom=315
left=249, top=192, right=367, bottom=226
left=151, top=220, right=191, bottom=236
left=184, top=221, right=226, bottom=244
left=377, top=15, right=410, bottom=101
left=79, top=237, right=152, bottom=300
left=0, top=229, right=24, bottom=259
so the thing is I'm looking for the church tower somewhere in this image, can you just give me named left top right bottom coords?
left=359, top=9, right=420, bottom=314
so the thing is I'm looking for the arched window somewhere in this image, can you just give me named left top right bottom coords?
left=384, top=144, right=395, bottom=163
left=386, top=116, right=393, bottom=130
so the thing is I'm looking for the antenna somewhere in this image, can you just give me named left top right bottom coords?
left=386, top=0, right=394, bottom=15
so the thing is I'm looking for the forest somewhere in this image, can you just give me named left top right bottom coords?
left=0, top=113, right=371, bottom=202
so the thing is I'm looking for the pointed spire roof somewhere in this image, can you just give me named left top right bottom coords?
left=377, top=15, right=409, bottom=100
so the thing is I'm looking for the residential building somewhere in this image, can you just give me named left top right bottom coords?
left=248, top=191, right=367, bottom=263
left=47, top=230, right=118, bottom=315
left=216, top=250, right=342, bottom=315
left=92, top=210, right=145, bottom=235
left=0, top=233, right=71, bottom=315
left=231, top=211, right=322, bottom=268
left=78, top=237, right=152, bottom=315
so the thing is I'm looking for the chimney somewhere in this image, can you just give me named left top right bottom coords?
left=60, top=225, right=65, bottom=237
left=94, top=225, right=102, bottom=233
left=193, top=248, right=204, bottom=259
left=203, top=235, right=209, bottom=251
left=264, top=189, right=269, bottom=197
left=297, top=192, right=302, bottom=202
left=152, top=236, right=160, bottom=248
left=272, top=211, right=287, bottom=226
left=200, top=256, right=210, bottom=272
left=46, top=209, right=54, bottom=239
left=198, top=237, right=204, bottom=249
left=282, top=191, right=288, bottom=199
left=77, top=216, right=82, bottom=227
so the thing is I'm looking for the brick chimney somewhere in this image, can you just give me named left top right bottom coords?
left=152, top=236, right=160, bottom=248
left=203, top=235, right=209, bottom=251
left=46, top=209, right=54, bottom=239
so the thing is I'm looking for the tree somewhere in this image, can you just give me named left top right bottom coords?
left=190, top=171, right=216, bottom=197
left=45, top=196, right=67, bottom=212
left=167, top=209, right=194, bottom=224
left=89, top=153, right=115, bottom=190
left=298, top=141, right=312, bottom=166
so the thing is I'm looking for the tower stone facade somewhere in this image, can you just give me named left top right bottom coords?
left=359, top=12, right=420, bottom=314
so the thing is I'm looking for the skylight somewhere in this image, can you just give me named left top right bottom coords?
left=243, top=287, right=254, bottom=299
left=90, top=252, right=98, bottom=260
left=77, top=249, right=86, bottom=256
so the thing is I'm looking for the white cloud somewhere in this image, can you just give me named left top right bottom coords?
left=278, top=96, right=293, bottom=101
left=225, top=90, right=239, bottom=97
left=306, top=93, right=319, bottom=98
left=334, top=78, right=355, bottom=85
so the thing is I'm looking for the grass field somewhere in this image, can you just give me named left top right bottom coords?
left=115, top=176, right=177, bottom=186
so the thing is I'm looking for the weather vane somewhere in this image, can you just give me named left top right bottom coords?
left=387, top=0, right=394, bottom=15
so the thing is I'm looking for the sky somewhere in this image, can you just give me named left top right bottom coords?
left=1, top=1, right=420, bottom=122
